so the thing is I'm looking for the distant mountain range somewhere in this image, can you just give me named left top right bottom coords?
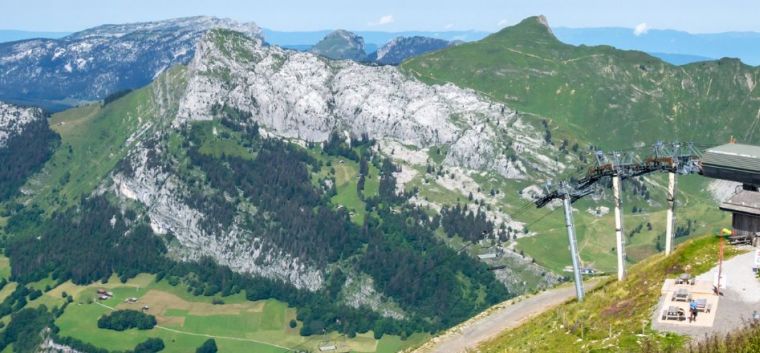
left=0, top=17, right=262, bottom=111
left=6, top=26, right=760, bottom=66
left=553, top=27, right=760, bottom=65
left=0, top=30, right=71, bottom=43
left=370, top=36, right=455, bottom=65
left=266, top=27, right=760, bottom=66
left=646, top=52, right=714, bottom=65
left=304, top=29, right=457, bottom=65
left=263, top=28, right=488, bottom=49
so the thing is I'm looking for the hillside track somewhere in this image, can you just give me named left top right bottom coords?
left=411, top=278, right=605, bottom=353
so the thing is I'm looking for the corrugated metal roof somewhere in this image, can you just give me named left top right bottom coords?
left=720, top=190, right=760, bottom=215
left=702, top=143, right=760, bottom=174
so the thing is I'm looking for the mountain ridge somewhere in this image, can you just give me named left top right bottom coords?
left=0, top=16, right=262, bottom=111
left=403, top=15, right=760, bottom=149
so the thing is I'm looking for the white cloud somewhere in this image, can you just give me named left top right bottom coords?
left=497, top=19, right=509, bottom=28
left=445, top=23, right=455, bottom=29
left=369, top=15, right=394, bottom=26
left=633, top=22, right=649, bottom=36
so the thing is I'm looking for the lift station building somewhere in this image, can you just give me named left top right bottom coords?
left=702, top=143, right=760, bottom=245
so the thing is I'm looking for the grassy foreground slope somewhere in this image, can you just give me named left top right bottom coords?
left=403, top=16, right=760, bottom=149
left=478, top=235, right=741, bottom=353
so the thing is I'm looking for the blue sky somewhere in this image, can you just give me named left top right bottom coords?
left=2, top=0, right=758, bottom=33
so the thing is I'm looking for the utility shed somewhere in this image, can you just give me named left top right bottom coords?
left=702, top=143, right=760, bottom=187
left=719, top=190, right=760, bottom=245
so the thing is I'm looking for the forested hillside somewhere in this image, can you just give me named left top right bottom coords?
left=0, top=85, right=513, bottom=349
left=0, top=103, right=59, bottom=202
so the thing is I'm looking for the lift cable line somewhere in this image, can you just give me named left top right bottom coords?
left=532, top=142, right=703, bottom=301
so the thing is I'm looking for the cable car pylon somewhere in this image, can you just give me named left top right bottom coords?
left=534, top=142, right=702, bottom=287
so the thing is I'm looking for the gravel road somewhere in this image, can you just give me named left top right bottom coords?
left=411, top=279, right=603, bottom=353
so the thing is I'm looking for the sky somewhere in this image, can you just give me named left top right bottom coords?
left=2, top=0, right=759, bottom=33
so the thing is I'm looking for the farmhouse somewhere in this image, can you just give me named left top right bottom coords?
left=96, top=288, right=114, bottom=300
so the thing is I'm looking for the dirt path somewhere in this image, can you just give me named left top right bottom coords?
left=411, top=278, right=604, bottom=353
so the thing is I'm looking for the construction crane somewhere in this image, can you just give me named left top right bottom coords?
left=534, top=142, right=702, bottom=301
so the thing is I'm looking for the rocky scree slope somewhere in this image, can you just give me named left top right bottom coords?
left=0, top=16, right=262, bottom=111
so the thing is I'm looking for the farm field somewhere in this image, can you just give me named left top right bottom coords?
left=14, top=272, right=426, bottom=353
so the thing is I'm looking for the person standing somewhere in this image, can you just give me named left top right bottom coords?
left=689, top=300, right=698, bottom=323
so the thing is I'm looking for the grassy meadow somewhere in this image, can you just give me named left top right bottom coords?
left=0, top=264, right=427, bottom=353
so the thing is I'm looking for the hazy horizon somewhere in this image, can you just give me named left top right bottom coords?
left=2, top=0, right=759, bottom=34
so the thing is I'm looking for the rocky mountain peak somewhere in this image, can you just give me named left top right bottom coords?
left=309, top=29, right=367, bottom=61
left=535, top=15, right=550, bottom=29
left=493, top=15, right=557, bottom=41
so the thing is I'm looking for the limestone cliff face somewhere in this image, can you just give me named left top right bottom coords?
left=107, top=28, right=563, bottom=299
left=112, top=131, right=324, bottom=291
left=177, top=29, right=560, bottom=179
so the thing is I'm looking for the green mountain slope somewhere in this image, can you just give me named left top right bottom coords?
left=402, top=14, right=736, bottom=297
left=402, top=16, right=760, bottom=149
left=12, top=66, right=187, bottom=215
left=479, top=235, right=742, bottom=352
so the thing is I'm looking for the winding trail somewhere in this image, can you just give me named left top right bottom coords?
left=411, top=278, right=605, bottom=353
